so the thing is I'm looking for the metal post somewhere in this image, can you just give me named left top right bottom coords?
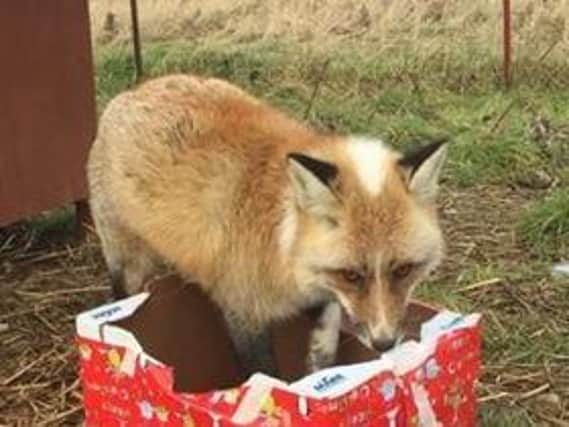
left=502, top=0, right=512, bottom=88
left=129, top=0, right=143, bottom=81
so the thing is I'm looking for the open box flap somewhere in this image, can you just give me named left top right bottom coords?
left=420, top=310, right=482, bottom=341
left=112, top=277, right=247, bottom=392
left=382, top=310, right=482, bottom=376
left=76, top=293, right=150, bottom=342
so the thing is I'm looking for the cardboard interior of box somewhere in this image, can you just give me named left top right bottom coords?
left=113, top=275, right=436, bottom=394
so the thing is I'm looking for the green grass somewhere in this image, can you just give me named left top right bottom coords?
left=518, top=189, right=569, bottom=258
left=27, top=206, right=76, bottom=243
left=94, top=41, right=569, bottom=189
left=479, top=405, right=536, bottom=427
left=420, top=261, right=569, bottom=358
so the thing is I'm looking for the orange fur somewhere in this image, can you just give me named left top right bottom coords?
left=87, top=74, right=446, bottom=341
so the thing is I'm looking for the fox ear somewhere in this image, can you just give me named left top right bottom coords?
left=399, top=139, right=448, bottom=203
left=287, top=153, right=339, bottom=219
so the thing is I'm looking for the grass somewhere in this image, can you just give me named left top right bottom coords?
left=519, top=189, right=569, bottom=258
left=5, top=1, right=568, bottom=424
left=94, top=41, right=568, bottom=190
left=479, top=405, right=536, bottom=427
left=25, top=206, right=77, bottom=244
left=88, top=0, right=569, bottom=64
left=418, top=261, right=569, bottom=424
left=88, top=40, right=569, bottom=424
left=419, top=261, right=569, bottom=360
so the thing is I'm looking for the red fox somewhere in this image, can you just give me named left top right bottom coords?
left=87, top=74, right=447, bottom=376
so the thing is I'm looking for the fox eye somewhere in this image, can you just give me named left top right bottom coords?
left=392, top=263, right=414, bottom=281
left=341, top=269, right=366, bottom=287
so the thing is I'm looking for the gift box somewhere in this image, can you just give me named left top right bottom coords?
left=76, top=275, right=482, bottom=426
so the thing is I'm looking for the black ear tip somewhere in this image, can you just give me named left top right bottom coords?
left=433, top=136, right=450, bottom=146
left=433, top=134, right=451, bottom=143
left=286, top=152, right=338, bottom=186
left=398, top=137, right=450, bottom=172
left=287, top=152, right=304, bottom=163
left=424, top=136, right=451, bottom=151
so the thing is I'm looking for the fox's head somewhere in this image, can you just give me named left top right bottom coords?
left=282, top=137, right=448, bottom=352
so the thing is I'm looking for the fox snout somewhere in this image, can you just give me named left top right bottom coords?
left=371, top=337, right=398, bottom=353
left=346, top=313, right=403, bottom=353
left=342, top=293, right=407, bottom=353
left=369, top=320, right=403, bottom=351
left=368, top=322, right=402, bottom=353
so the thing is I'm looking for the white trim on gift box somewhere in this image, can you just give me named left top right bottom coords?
left=75, top=292, right=149, bottom=342
left=101, top=324, right=144, bottom=354
left=290, top=358, right=393, bottom=399
left=386, top=310, right=482, bottom=376
left=76, top=292, right=166, bottom=375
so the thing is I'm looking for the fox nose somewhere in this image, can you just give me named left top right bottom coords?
left=372, top=338, right=396, bottom=353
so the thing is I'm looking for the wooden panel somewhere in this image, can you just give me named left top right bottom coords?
left=0, top=0, right=96, bottom=226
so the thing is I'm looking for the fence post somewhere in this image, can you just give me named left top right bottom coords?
left=129, top=0, right=143, bottom=81
left=502, top=0, right=512, bottom=88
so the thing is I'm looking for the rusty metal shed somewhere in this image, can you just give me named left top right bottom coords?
left=0, top=0, right=96, bottom=226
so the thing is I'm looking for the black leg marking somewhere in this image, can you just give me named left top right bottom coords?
left=224, top=313, right=279, bottom=378
left=109, top=268, right=127, bottom=301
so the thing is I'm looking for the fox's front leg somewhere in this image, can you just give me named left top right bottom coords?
left=306, top=302, right=342, bottom=373
left=224, top=311, right=279, bottom=378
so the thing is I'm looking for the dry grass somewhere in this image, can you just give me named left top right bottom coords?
left=1, top=186, right=568, bottom=425
left=0, top=228, right=109, bottom=426
left=89, top=0, right=569, bottom=60
left=420, top=186, right=569, bottom=424
left=1, top=2, right=568, bottom=425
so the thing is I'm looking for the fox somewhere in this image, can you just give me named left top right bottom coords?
left=87, top=73, right=448, bottom=377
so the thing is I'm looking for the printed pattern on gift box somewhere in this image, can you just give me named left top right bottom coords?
left=77, top=311, right=481, bottom=427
